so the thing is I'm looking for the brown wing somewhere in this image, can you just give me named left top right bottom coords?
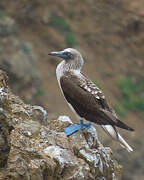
left=60, top=73, right=134, bottom=131
left=80, top=74, right=115, bottom=113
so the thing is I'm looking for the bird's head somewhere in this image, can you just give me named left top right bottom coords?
left=48, top=48, right=84, bottom=70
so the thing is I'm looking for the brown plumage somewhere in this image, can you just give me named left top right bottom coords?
left=48, top=48, right=134, bottom=152
left=60, top=72, right=134, bottom=131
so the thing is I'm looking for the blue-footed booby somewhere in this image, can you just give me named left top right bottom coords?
left=48, top=48, right=134, bottom=152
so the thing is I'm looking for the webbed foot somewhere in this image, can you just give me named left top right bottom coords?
left=64, top=120, right=91, bottom=136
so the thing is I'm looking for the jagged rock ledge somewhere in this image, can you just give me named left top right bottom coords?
left=0, top=70, right=122, bottom=180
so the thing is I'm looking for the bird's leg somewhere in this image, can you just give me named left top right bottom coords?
left=80, top=119, right=84, bottom=129
left=64, top=119, right=91, bottom=136
left=79, top=119, right=91, bottom=130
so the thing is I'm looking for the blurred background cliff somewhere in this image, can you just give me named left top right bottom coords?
left=0, top=0, right=143, bottom=179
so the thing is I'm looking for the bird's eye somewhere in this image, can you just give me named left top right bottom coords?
left=67, top=52, right=71, bottom=56
left=64, top=51, right=70, bottom=56
left=63, top=51, right=71, bottom=60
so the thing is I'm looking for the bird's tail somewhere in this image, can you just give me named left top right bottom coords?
left=101, top=125, right=133, bottom=152
left=116, top=119, right=134, bottom=131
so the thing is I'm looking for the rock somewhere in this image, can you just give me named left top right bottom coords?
left=0, top=70, right=122, bottom=179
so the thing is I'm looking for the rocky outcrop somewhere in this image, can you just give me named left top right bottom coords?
left=0, top=70, right=121, bottom=179
left=0, top=1, right=142, bottom=179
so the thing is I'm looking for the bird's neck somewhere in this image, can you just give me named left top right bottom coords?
left=56, top=60, right=81, bottom=82
left=58, top=56, right=83, bottom=71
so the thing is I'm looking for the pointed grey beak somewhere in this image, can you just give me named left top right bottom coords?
left=48, top=51, right=65, bottom=59
left=48, top=50, right=71, bottom=60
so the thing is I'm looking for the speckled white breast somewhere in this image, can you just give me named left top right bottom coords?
left=56, top=61, right=81, bottom=119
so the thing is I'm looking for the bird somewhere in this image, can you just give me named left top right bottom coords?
left=48, top=48, right=134, bottom=152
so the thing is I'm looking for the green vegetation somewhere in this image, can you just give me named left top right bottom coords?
left=0, top=10, right=5, bottom=20
left=118, top=78, right=141, bottom=98
left=117, top=77, right=144, bottom=115
left=35, top=88, right=45, bottom=96
left=65, top=33, right=78, bottom=46
left=93, top=77, right=144, bottom=118
left=21, top=43, right=31, bottom=54
left=49, top=15, right=78, bottom=46
left=49, top=15, right=71, bottom=32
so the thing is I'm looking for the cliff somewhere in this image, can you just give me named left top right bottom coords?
left=0, top=70, right=121, bottom=180
left=0, top=0, right=143, bottom=179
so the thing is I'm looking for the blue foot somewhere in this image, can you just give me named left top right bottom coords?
left=64, top=120, right=91, bottom=136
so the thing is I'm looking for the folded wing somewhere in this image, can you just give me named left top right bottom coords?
left=60, top=73, right=134, bottom=131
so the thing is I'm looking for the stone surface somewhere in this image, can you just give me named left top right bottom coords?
left=0, top=70, right=122, bottom=180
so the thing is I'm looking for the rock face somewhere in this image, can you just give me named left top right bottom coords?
left=0, top=70, right=121, bottom=180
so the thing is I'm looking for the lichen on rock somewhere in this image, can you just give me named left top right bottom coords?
left=0, top=70, right=122, bottom=180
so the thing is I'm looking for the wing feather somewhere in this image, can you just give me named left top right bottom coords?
left=60, top=73, right=117, bottom=124
left=60, top=72, right=134, bottom=131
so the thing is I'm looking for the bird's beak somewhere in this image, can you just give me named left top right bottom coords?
left=48, top=51, right=66, bottom=59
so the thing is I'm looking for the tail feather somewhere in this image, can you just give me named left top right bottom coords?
left=101, top=109, right=134, bottom=131
left=116, top=119, right=134, bottom=131
left=101, top=125, right=133, bottom=152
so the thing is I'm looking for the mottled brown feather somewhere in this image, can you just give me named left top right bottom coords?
left=60, top=72, right=134, bottom=131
